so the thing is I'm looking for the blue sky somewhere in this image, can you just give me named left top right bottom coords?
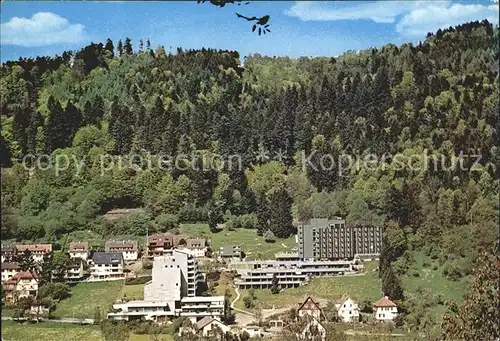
left=1, top=1, right=498, bottom=62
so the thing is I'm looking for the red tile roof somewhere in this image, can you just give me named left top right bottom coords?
left=6, top=270, right=39, bottom=284
left=69, top=242, right=89, bottom=252
left=373, top=296, right=397, bottom=308
left=15, top=244, right=52, bottom=253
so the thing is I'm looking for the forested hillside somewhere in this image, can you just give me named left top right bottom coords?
left=1, top=20, right=499, bottom=336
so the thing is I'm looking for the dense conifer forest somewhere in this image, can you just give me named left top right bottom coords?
left=1, top=20, right=499, bottom=338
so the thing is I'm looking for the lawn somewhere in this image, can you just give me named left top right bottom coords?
left=402, top=251, right=468, bottom=322
left=120, top=284, right=145, bottom=301
left=180, top=224, right=297, bottom=260
left=1, top=321, right=104, bottom=341
left=236, top=261, right=382, bottom=310
left=1, top=321, right=174, bottom=341
left=52, top=281, right=124, bottom=319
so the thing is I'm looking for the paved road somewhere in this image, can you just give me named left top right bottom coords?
left=2, top=316, right=94, bottom=325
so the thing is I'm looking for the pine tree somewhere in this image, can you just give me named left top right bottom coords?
left=117, top=40, right=123, bottom=56
left=44, top=96, right=66, bottom=153
left=268, top=186, right=294, bottom=238
left=64, top=100, right=82, bottom=144
left=12, top=106, right=30, bottom=155
left=270, top=273, right=280, bottom=294
left=124, top=37, right=133, bottom=55
left=26, top=112, right=43, bottom=155
left=104, top=38, right=114, bottom=57
left=109, top=100, right=133, bottom=155
left=82, top=100, right=94, bottom=126
left=382, top=266, right=404, bottom=301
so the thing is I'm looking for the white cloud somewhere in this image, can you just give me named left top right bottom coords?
left=1, top=12, right=86, bottom=47
left=396, top=3, right=499, bottom=37
left=285, top=1, right=426, bottom=24
left=285, top=1, right=499, bottom=38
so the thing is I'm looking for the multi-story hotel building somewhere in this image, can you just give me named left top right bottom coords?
left=107, top=249, right=224, bottom=323
left=234, top=259, right=353, bottom=289
left=297, top=218, right=382, bottom=261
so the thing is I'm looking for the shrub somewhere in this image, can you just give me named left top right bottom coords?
left=154, top=213, right=179, bottom=232
left=125, top=276, right=152, bottom=285
left=264, top=230, right=276, bottom=243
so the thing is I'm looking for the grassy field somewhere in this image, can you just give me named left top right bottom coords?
left=2, top=321, right=104, bottom=341
left=120, top=284, right=145, bottom=301
left=402, top=251, right=468, bottom=322
left=180, top=224, right=296, bottom=260
left=1, top=321, right=174, bottom=341
left=236, top=261, right=382, bottom=310
left=52, top=281, right=123, bottom=319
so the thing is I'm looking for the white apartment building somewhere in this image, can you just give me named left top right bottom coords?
left=335, top=296, right=360, bottom=322
left=107, top=249, right=224, bottom=323
left=373, top=296, right=398, bottom=321
left=90, top=252, right=125, bottom=281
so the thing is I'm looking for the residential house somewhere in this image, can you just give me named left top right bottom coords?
left=68, top=242, right=89, bottom=261
left=15, top=244, right=52, bottom=263
left=178, top=238, right=207, bottom=258
left=147, top=233, right=177, bottom=259
left=373, top=296, right=398, bottom=321
left=196, top=316, right=230, bottom=337
left=90, top=252, right=125, bottom=281
left=298, top=296, right=323, bottom=320
left=335, top=295, right=359, bottom=323
left=299, top=316, right=326, bottom=341
left=65, top=259, right=85, bottom=281
left=105, top=240, right=138, bottom=262
left=1, top=246, right=16, bottom=263
left=3, top=270, right=39, bottom=303
left=1, top=262, right=20, bottom=282
left=219, top=245, right=242, bottom=261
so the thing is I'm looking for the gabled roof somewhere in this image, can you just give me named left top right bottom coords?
left=336, top=295, right=350, bottom=306
left=105, top=240, right=138, bottom=251
left=6, top=270, right=39, bottom=284
left=196, top=316, right=218, bottom=330
left=92, top=252, right=123, bottom=264
left=373, top=296, right=397, bottom=308
left=15, top=244, right=52, bottom=253
left=69, top=242, right=89, bottom=252
left=298, top=296, right=322, bottom=312
left=186, top=238, right=206, bottom=249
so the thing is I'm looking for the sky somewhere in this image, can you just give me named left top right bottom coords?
left=1, top=1, right=498, bottom=62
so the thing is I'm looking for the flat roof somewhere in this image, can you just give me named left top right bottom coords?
left=181, top=296, right=225, bottom=303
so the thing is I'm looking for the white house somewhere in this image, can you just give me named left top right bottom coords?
left=68, top=242, right=89, bottom=261
left=15, top=244, right=52, bottom=263
left=105, top=240, right=138, bottom=262
left=335, top=295, right=359, bottom=323
left=196, top=317, right=230, bottom=337
left=1, top=262, right=20, bottom=282
left=89, top=252, right=125, bottom=281
left=373, top=296, right=398, bottom=321
left=177, top=238, right=207, bottom=258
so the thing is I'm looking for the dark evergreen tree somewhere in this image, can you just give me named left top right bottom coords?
left=117, top=39, right=123, bottom=56
left=104, top=38, right=114, bottom=57
left=44, top=96, right=66, bottom=153
left=268, top=186, right=294, bottom=238
left=124, top=37, right=133, bottom=55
